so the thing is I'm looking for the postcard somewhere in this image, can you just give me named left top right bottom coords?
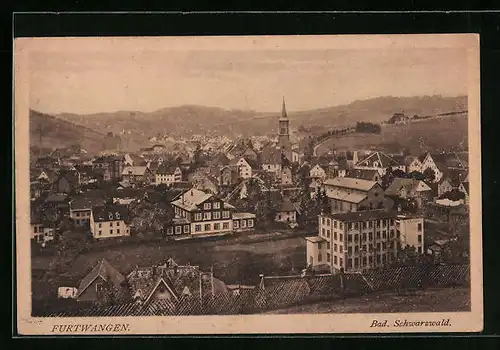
left=15, top=34, right=482, bottom=335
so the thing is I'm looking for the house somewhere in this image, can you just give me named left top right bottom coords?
left=193, top=174, right=220, bottom=195
left=280, top=165, right=293, bottom=185
left=44, top=193, right=70, bottom=219
left=274, top=196, right=299, bottom=225
left=419, top=153, right=449, bottom=183
left=260, top=146, right=283, bottom=175
left=354, top=151, right=405, bottom=176
left=384, top=177, right=432, bottom=208
left=309, top=178, right=324, bottom=199
left=120, top=166, right=154, bottom=186
left=30, top=210, right=55, bottom=244
left=388, top=112, right=409, bottom=124
left=168, top=188, right=239, bottom=236
left=306, top=210, right=424, bottom=273
left=437, top=169, right=468, bottom=197
left=322, top=177, right=389, bottom=214
left=52, top=170, right=80, bottom=194
left=69, top=195, right=107, bottom=228
left=155, top=165, right=182, bottom=186
left=93, top=155, right=123, bottom=181
left=218, top=166, right=239, bottom=186
left=90, top=204, right=131, bottom=239
left=36, top=169, right=58, bottom=184
left=76, top=259, right=127, bottom=303
left=230, top=157, right=259, bottom=179
left=346, top=169, right=381, bottom=184
left=232, top=212, right=256, bottom=232
left=309, top=164, right=327, bottom=180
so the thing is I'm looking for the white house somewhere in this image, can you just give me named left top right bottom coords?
left=155, top=165, right=182, bottom=185
left=90, top=204, right=131, bottom=239
left=309, top=164, right=327, bottom=180
left=420, top=153, right=447, bottom=183
left=230, top=157, right=256, bottom=179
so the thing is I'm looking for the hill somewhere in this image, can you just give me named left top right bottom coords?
left=315, top=112, right=468, bottom=156
left=29, top=110, right=125, bottom=154
left=55, top=95, right=467, bottom=140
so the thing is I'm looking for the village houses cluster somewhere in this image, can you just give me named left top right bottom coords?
left=30, top=100, right=470, bottom=309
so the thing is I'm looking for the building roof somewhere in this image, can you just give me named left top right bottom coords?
left=76, top=259, right=126, bottom=298
left=92, top=204, right=130, bottom=223
left=385, top=177, right=431, bottom=197
left=45, top=193, right=68, bottom=203
left=323, top=177, right=377, bottom=192
left=171, top=188, right=214, bottom=211
left=121, top=166, right=148, bottom=176
left=277, top=196, right=297, bottom=213
left=70, top=196, right=107, bottom=210
left=232, top=212, right=256, bottom=220
left=304, top=236, right=326, bottom=243
left=346, top=169, right=379, bottom=181
left=322, top=209, right=413, bottom=222
left=260, top=146, right=282, bottom=165
left=355, top=151, right=400, bottom=168
left=156, top=164, right=181, bottom=175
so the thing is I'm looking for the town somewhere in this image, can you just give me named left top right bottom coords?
left=30, top=98, right=470, bottom=316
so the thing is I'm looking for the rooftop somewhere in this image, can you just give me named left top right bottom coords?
left=323, top=177, right=377, bottom=192
left=321, top=209, right=422, bottom=222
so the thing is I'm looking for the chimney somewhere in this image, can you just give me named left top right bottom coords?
left=301, top=269, right=307, bottom=278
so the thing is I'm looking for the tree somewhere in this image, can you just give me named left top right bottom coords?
left=423, top=168, right=436, bottom=183
left=129, top=199, right=173, bottom=239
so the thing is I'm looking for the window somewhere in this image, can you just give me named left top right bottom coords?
left=354, top=234, right=359, bottom=243
left=354, top=223, right=359, bottom=230
left=376, top=221, right=381, bottom=228
left=213, top=211, right=221, bottom=220
left=369, top=244, right=373, bottom=252
left=234, top=221, right=240, bottom=229
left=204, top=224, right=211, bottom=231
left=175, top=226, right=182, bottom=234
left=354, top=258, right=359, bottom=268
left=418, top=223, right=422, bottom=232
left=109, top=222, right=113, bottom=227
left=204, top=203, right=211, bottom=210
left=223, top=222, right=230, bottom=230
left=327, top=230, right=330, bottom=238
left=167, top=227, right=173, bottom=235
left=222, top=211, right=230, bottom=219
left=98, top=230, right=102, bottom=236
left=76, top=212, right=80, bottom=217
left=355, top=246, right=359, bottom=253
left=322, top=217, right=325, bottom=225
left=418, top=235, right=422, bottom=243
left=376, top=255, right=381, bottom=264
left=214, top=223, right=220, bottom=230
left=213, top=202, right=221, bottom=209
left=382, top=231, right=387, bottom=239
left=334, top=256, right=338, bottom=264
left=184, top=225, right=190, bottom=233
left=110, top=229, right=113, bottom=234
left=248, top=219, right=254, bottom=227
left=339, top=245, right=343, bottom=253
left=327, top=219, right=331, bottom=226
left=339, top=234, right=343, bottom=241
left=116, top=212, right=120, bottom=220
left=348, top=247, right=352, bottom=255
left=334, top=243, right=337, bottom=252
left=203, top=212, right=212, bottom=220
left=362, top=244, right=367, bottom=252
left=322, top=228, right=325, bottom=236
left=347, top=234, right=352, bottom=243
left=376, top=231, right=380, bottom=239
left=318, top=242, right=322, bottom=250
left=195, top=213, right=202, bottom=221
left=339, top=258, right=343, bottom=267
left=327, top=253, right=331, bottom=262
left=34, top=226, right=38, bottom=233
left=390, top=229, right=395, bottom=238
left=195, top=225, right=201, bottom=232
left=382, top=242, right=386, bottom=250
left=96, top=283, right=103, bottom=294
left=117, top=229, right=120, bottom=234
left=377, top=243, right=381, bottom=251
left=347, top=259, right=352, bottom=268
left=418, top=246, right=422, bottom=254
left=334, top=221, right=337, bottom=228
left=362, top=233, right=367, bottom=241
left=363, top=222, right=367, bottom=229
left=362, top=257, right=367, bottom=266
left=339, top=223, right=343, bottom=230
left=109, top=213, right=113, bottom=220
left=318, top=253, right=322, bottom=262
left=369, top=221, right=373, bottom=228
left=334, top=232, right=337, bottom=240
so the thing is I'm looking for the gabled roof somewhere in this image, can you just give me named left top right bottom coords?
left=76, top=259, right=125, bottom=298
left=355, top=151, right=400, bottom=168
left=323, top=209, right=403, bottom=223
left=385, top=177, right=431, bottom=197
left=323, top=177, right=377, bottom=192
left=171, top=188, right=214, bottom=211
left=156, top=164, right=181, bottom=175
left=121, top=166, right=148, bottom=176
left=92, top=204, right=130, bottom=223
left=346, top=169, right=379, bottom=181
left=260, top=146, right=282, bottom=165
left=277, top=196, right=297, bottom=213
left=45, top=193, right=68, bottom=203
left=70, top=195, right=107, bottom=210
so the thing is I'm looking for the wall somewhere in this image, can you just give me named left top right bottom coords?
left=397, top=217, right=424, bottom=253
left=91, top=216, right=131, bottom=239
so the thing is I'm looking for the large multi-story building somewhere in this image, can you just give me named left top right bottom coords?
left=168, top=188, right=240, bottom=236
left=90, top=204, right=131, bottom=239
left=306, top=210, right=424, bottom=273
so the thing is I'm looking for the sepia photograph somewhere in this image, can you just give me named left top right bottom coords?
left=15, top=34, right=482, bottom=334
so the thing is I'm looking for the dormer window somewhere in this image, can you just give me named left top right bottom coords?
left=108, top=213, right=113, bottom=220
left=116, top=212, right=120, bottom=220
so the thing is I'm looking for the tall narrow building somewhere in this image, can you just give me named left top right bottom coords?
left=277, top=97, right=292, bottom=162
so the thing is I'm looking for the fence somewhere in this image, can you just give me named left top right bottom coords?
left=46, top=263, right=469, bottom=317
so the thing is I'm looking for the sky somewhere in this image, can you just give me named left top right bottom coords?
left=25, top=36, right=470, bottom=115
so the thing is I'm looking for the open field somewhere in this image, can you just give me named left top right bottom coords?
left=315, top=114, right=468, bottom=155
left=265, top=287, right=470, bottom=314
left=31, top=233, right=307, bottom=299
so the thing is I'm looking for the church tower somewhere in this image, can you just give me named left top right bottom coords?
left=277, top=97, right=292, bottom=162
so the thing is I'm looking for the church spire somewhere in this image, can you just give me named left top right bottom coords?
left=281, top=96, right=288, bottom=119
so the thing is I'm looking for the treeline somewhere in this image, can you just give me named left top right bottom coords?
left=355, top=122, right=381, bottom=134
